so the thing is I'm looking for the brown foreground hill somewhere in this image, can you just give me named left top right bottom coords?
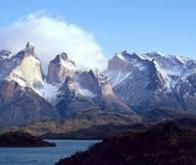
left=56, top=120, right=196, bottom=165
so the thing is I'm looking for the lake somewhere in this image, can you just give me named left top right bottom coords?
left=0, top=139, right=100, bottom=165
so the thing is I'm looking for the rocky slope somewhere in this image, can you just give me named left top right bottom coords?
left=56, top=119, right=196, bottom=165
left=0, top=80, right=58, bottom=127
left=9, top=110, right=141, bottom=137
left=41, top=123, right=146, bottom=140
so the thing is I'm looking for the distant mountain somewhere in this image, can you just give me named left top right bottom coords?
left=46, top=50, right=139, bottom=117
left=104, top=51, right=196, bottom=116
left=56, top=70, right=138, bottom=116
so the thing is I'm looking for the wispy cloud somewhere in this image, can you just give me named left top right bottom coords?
left=0, top=11, right=107, bottom=72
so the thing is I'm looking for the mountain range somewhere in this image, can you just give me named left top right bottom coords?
left=105, top=51, right=196, bottom=119
left=0, top=42, right=196, bottom=136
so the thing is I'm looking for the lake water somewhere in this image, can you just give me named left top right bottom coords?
left=0, top=140, right=100, bottom=165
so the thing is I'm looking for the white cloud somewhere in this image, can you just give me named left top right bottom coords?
left=0, top=11, right=107, bottom=73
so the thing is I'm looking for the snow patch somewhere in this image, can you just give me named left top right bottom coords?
left=75, top=82, right=96, bottom=97
left=153, top=61, right=171, bottom=90
left=60, top=58, right=76, bottom=71
left=105, top=71, right=131, bottom=87
left=33, top=81, right=60, bottom=105
left=116, top=53, right=127, bottom=61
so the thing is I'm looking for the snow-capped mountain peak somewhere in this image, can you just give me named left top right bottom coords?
left=8, top=42, right=43, bottom=88
left=26, top=41, right=34, bottom=49
left=104, top=50, right=196, bottom=112
left=0, top=42, right=43, bottom=88
left=46, top=52, right=76, bottom=84
left=15, top=41, right=36, bottom=59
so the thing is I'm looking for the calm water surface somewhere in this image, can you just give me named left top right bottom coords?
left=0, top=140, right=100, bottom=165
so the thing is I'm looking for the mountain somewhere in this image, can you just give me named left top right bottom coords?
left=56, top=70, right=138, bottom=116
left=0, top=42, right=59, bottom=128
left=55, top=119, right=196, bottom=165
left=45, top=50, right=138, bottom=117
left=46, top=52, right=76, bottom=84
left=0, top=43, right=141, bottom=131
left=0, top=42, right=43, bottom=88
left=104, top=51, right=196, bottom=116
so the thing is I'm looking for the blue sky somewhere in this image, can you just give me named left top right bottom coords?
left=0, top=0, right=196, bottom=59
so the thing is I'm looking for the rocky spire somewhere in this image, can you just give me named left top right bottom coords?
left=59, top=52, right=68, bottom=61
left=46, top=52, right=76, bottom=84
left=8, top=42, right=43, bottom=88
left=25, top=41, right=35, bottom=56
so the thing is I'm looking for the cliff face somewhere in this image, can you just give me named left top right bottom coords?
left=46, top=52, right=76, bottom=84
left=0, top=80, right=59, bottom=127
left=5, top=42, right=44, bottom=88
